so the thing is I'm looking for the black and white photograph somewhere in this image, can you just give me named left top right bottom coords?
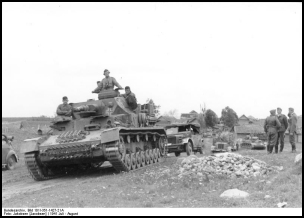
left=2, top=2, right=302, bottom=216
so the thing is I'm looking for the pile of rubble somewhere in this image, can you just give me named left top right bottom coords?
left=178, top=153, right=280, bottom=179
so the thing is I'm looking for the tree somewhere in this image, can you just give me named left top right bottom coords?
left=197, top=113, right=206, bottom=129
left=221, top=106, right=239, bottom=128
left=163, top=109, right=178, bottom=118
left=205, top=109, right=219, bottom=128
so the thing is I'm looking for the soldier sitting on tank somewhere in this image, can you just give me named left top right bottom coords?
left=121, top=86, right=138, bottom=111
left=56, top=96, right=73, bottom=119
left=92, top=69, right=123, bottom=93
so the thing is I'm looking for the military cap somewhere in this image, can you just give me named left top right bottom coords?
left=104, top=69, right=110, bottom=75
left=277, top=107, right=282, bottom=110
left=289, top=107, right=294, bottom=111
left=125, top=86, right=130, bottom=90
left=97, top=81, right=100, bottom=83
left=62, top=96, right=68, bottom=100
left=270, top=109, right=276, bottom=114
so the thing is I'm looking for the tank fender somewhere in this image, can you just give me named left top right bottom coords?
left=20, top=137, right=41, bottom=154
left=6, top=150, right=18, bottom=163
left=100, top=127, right=121, bottom=144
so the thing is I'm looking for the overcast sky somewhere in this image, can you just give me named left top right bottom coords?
left=2, top=2, right=302, bottom=119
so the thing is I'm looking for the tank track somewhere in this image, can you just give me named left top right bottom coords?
left=105, top=134, right=165, bottom=173
left=25, top=153, right=54, bottom=181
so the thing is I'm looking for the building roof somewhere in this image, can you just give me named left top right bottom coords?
left=234, top=124, right=264, bottom=134
left=239, top=115, right=249, bottom=120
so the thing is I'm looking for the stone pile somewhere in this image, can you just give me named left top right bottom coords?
left=178, top=153, right=279, bottom=179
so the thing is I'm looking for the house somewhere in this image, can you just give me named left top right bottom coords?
left=233, top=124, right=265, bottom=139
left=238, top=115, right=251, bottom=125
left=180, top=110, right=199, bottom=119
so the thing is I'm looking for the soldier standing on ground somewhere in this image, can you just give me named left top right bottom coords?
left=287, top=107, right=298, bottom=153
left=276, top=107, right=288, bottom=153
left=264, top=109, right=281, bottom=154
left=92, top=69, right=123, bottom=93
left=56, top=96, right=73, bottom=117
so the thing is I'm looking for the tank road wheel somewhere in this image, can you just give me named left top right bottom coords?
left=7, top=155, right=17, bottom=170
left=157, top=137, right=166, bottom=157
left=152, top=149, right=158, bottom=163
left=145, top=150, right=150, bottom=165
left=119, top=137, right=126, bottom=161
left=140, top=151, right=146, bottom=167
left=186, top=142, right=193, bottom=156
left=149, top=150, right=154, bottom=164
left=130, top=153, right=137, bottom=170
left=136, top=152, right=142, bottom=169
left=156, top=148, right=160, bottom=162
left=124, top=154, right=132, bottom=171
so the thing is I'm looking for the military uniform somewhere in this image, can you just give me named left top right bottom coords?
left=264, top=111, right=281, bottom=154
left=93, top=77, right=123, bottom=93
left=276, top=113, right=288, bottom=152
left=121, top=92, right=137, bottom=110
left=288, top=112, right=298, bottom=152
left=57, top=103, right=73, bottom=117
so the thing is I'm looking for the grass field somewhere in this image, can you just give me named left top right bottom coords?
left=2, top=120, right=302, bottom=208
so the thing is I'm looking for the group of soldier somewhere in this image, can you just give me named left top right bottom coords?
left=56, top=69, right=138, bottom=117
left=264, top=107, right=298, bottom=154
left=56, top=69, right=299, bottom=155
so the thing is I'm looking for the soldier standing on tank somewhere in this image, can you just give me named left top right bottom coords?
left=276, top=107, right=288, bottom=153
left=264, top=109, right=281, bottom=154
left=287, top=107, right=298, bottom=153
left=121, top=86, right=138, bottom=110
left=92, top=69, right=123, bottom=93
left=56, top=96, right=73, bottom=117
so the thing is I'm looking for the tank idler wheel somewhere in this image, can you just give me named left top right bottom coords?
left=136, top=152, right=142, bottom=169
left=124, top=154, right=132, bottom=171
left=145, top=150, right=150, bottom=165
left=130, top=153, right=137, bottom=170
left=149, top=149, right=154, bottom=164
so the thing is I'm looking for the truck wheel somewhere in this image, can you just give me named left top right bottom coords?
left=175, top=152, right=181, bottom=157
left=7, top=156, right=17, bottom=170
left=186, top=142, right=193, bottom=156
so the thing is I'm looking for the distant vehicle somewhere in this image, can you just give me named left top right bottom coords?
left=2, top=134, right=18, bottom=170
left=211, top=132, right=238, bottom=153
left=164, top=123, right=204, bottom=157
left=239, top=136, right=267, bottom=150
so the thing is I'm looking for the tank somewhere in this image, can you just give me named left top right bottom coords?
left=20, top=89, right=167, bottom=181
